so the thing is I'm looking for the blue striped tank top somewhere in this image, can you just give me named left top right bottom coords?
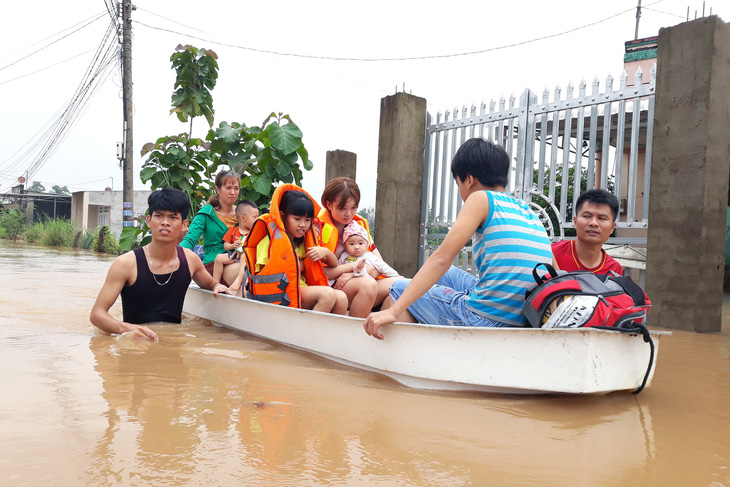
left=465, top=191, right=552, bottom=326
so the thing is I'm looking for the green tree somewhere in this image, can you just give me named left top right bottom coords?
left=28, top=181, right=46, bottom=192
left=0, top=209, right=25, bottom=241
left=532, top=164, right=615, bottom=237
left=50, top=185, right=70, bottom=194
left=127, top=45, right=313, bottom=253
left=206, top=114, right=311, bottom=208
left=139, top=45, right=220, bottom=217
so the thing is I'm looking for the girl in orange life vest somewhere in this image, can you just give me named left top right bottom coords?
left=317, top=177, right=400, bottom=318
left=245, top=185, right=348, bottom=314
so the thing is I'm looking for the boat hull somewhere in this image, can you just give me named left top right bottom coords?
left=183, top=287, right=666, bottom=394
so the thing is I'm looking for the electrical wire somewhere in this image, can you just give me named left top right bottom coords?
left=0, top=50, right=94, bottom=86
left=135, top=6, right=208, bottom=34
left=102, top=0, right=120, bottom=27
left=0, top=12, right=106, bottom=71
left=25, top=30, right=119, bottom=179
left=0, top=0, right=693, bottom=191
left=642, top=6, right=688, bottom=20
left=134, top=7, right=639, bottom=62
left=0, top=11, right=106, bottom=60
left=0, top=18, right=121, bottom=191
left=5, top=176, right=114, bottom=193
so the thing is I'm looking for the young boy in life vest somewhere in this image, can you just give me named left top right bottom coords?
left=337, top=221, right=399, bottom=287
left=552, top=189, right=624, bottom=275
left=212, top=199, right=259, bottom=292
left=364, top=138, right=553, bottom=339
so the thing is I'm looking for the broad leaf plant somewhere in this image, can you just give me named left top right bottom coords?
left=120, top=45, right=312, bottom=251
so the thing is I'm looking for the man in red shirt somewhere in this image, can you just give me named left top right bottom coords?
left=552, top=189, right=624, bottom=275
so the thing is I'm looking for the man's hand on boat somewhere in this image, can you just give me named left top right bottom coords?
left=363, top=309, right=397, bottom=340
left=211, top=282, right=235, bottom=298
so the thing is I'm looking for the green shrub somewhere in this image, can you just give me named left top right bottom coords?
left=23, top=221, right=45, bottom=243
left=81, top=233, right=94, bottom=250
left=0, top=209, right=26, bottom=241
left=90, top=226, right=121, bottom=255
left=22, top=218, right=77, bottom=247
left=41, top=218, right=77, bottom=247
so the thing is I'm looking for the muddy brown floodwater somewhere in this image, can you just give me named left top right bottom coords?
left=1, top=240, right=729, bottom=486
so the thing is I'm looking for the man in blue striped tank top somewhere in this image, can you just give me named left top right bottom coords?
left=364, top=138, right=553, bottom=340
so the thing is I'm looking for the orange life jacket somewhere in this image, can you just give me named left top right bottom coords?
left=316, top=208, right=374, bottom=256
left=243, top=184, right=329, bottom=307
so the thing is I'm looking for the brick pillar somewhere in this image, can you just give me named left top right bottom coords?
left=325, top=150, right=356, bottom=183
left=375, top=92, right=427, bottom=278
left=646, top=16, right=730, bottom=332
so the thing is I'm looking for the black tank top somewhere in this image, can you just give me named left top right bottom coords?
left=121, top=246, right=192, bottom=324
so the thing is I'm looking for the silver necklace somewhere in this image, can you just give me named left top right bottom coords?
left=145, top=245, right=178, bottom=286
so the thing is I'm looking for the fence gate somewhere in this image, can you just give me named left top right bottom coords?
left=420, top=67, right=656, bottom=277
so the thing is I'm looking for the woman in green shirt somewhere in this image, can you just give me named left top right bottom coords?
left=181, top=170, right=242, bottom=290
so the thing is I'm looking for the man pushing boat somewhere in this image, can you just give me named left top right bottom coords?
left=90, top=187, right=233, bottom=340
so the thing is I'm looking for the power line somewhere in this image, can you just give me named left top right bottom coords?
left=0, top=12, right=106, bottom=71
left=11, top=176, right=114, bottom=193
left=134, top=7, right=638, bottom=62
left=25, top=31, right=120, bottom=179
left=642, top=6, right=688, bottom=20
left=102, top=0, right=121, bottom=29
left=0, top=18, right=121, bottom=190
left=0, top=11, right=106, bottom=60
left=0, top=50, right=93, bottom=86
left=135, top=6, right=209, bottom=34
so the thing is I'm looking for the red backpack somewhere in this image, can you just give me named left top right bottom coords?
left=524, top=263, right=651, bottom=330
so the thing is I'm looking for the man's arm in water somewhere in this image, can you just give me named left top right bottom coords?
left=89, top=253, right=158, bottom=340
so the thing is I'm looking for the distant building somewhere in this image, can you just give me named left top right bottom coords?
left=0, top=184, right=71, bottom=223
left=71, top=190, right=151, bottom=238
left=624, top=36, right=658, bottom=85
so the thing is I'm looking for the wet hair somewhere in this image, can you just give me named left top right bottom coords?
left=575, top=189, right=620, bottom=221
left=147, top=187, right=191, bottom=219
left=450, top=138, right=509, bottom=188
left=280, top=190, right=315, bottom=219
left=208, top=170, right=241, bottom=208
left=321, top=177, right=361, bottom=209
left=235, top=199, right=258, bottom=217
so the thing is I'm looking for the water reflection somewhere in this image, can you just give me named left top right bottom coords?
left=83, top=321, right=665, bottom=486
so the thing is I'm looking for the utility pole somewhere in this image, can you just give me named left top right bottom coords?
left=121, top=0, right=136, bottom=227
left=634, top=0, right=642, bottom=40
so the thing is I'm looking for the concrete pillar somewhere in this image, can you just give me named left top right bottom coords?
left=646, top=16, right=730, bottom=332
left=375, top=92, right=427, bottom=278
left=325, top=150, right=357, bottom=183
left=23, top=200, right=33, bottom=224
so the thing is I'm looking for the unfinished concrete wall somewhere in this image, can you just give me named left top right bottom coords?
left=325, top=150, right=357, bottom=183
left=375, top=93, right=427, bottom=278
left=71, top=190, right=151, bottom=238
left=646, top=16, right=730, bottom=332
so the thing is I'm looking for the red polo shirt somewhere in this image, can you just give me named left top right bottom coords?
left=552, top=239, right=623, bottom=275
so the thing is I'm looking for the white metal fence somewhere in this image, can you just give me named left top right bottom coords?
left=420, top=66, right=656, bottom=273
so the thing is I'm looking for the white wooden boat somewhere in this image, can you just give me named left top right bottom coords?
left=183, top=286, right=668, bottom=394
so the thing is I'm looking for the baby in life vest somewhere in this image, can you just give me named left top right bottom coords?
left=339, top=221, right=399, bottom=281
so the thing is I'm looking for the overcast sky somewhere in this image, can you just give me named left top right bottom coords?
left=1, top=0, right=723, bottom=209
